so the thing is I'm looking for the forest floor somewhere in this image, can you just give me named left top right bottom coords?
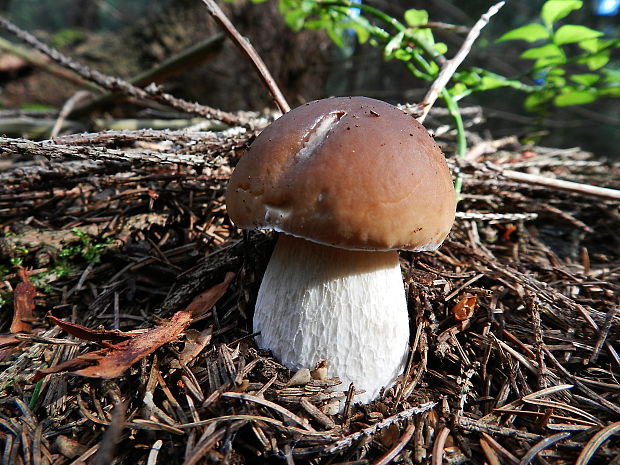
left=1, top=103, right=619, bottom=464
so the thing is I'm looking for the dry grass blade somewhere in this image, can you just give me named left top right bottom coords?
left=480, top=437, right=502, bottom=465
left=222, top=392, right=315, bottom=432
left=518, top=432, right=572, bottom=465
left=431, top=426, right=450, bottom=465
left=575, top=422, right=620, bottom=465
left=93, top=402, right=126, bottom=465
left=374, top=423, right=416, bottom=465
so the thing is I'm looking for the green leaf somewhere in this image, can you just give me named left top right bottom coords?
left=579, top=51, right=610, bottom=70
left=547, top=75, right=566, bottom=86
left=570, top=73, right=600, bottom=86
left=435, top=42, right=448, bottom=54
left=394, top=49, right=412, bottom=61
left=524, top=90, right=554, bottom=111
left=479, top=75, right=510, bottom=90
left=404, top=9, right=428, bottom=27
left=602, top=69, right=620, bottom=83
left=326, top=23, right=347, bottom=48
left=349, top=19, right=370, bottom=44
left=449, top=82, right=468, bottom=96
left=456, top=70, right=481, bottom=86
left=553, top=89, right=597, bottom=106
left=553, top=25, right=602, bottom=45
left=578, top=38, right=601, bottom=53
left=521, top=43, right=565, bottom=59
left=598, top=87, right=620, bottom=97
left=279, top=0, right=314, bottom=30
left=534, top=55, right=567, bottom=68
left=547, top=67, right=566, bottom=75
left=497, top=23, right=549, bottom=42
left=384, top=30, right=405, bottom=58
left=541, top=0, right=582, bottom=28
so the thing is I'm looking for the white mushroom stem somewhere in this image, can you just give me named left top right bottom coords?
left=254, top=234, right=410, bottom=404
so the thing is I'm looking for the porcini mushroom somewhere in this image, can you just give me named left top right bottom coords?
left=226, top=96, right=456, bottom=404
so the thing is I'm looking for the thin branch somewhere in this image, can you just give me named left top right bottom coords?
left=498, top=168, right=620, bottom=201
left=0, top=130, right=252, bottom=166
left=201, top=0, right=291, bottom=114
left=50, top=91, right=91, bottom=138
left=419, top=1, right=505, bottom=123
left=70, top=34, right=226, bottom=118
left=0, top=15, right=240, bottom=125
left=292, top=402, right=437, bottom=457
left=0, top=36, right=96, bottom=89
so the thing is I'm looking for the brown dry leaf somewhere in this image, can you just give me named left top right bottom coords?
left=33, top=273, right=234, bottom=381
left=34, top=310, right=192, bottom=381
left=186, top=271, right=235, bottom=318
left=48, top=316, right=135, bottom=343
left=178, top=327, right=213, bottom=365
left=451, top=293, right=477, bottom=321
left=10, top=268, right=36, bottom=333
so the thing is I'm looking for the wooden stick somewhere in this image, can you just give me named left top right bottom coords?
left=418, top=1, right=505, bottom=123
left=0, top=15, right=240, bottom=125
left=50, top=91, right=91, bottom=138
left=70, top=34, right=226, bottom=118
left=201, top=0, right=290, bottom=114
left=500, top=168, right=620, bottom=201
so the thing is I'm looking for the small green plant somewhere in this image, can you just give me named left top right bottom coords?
left=0, top=229, right=113, bottom=311
left=492, top=0, right=620, bottom=111
left=48, top=28, right=86, bottom=48
left=59, top=228, right=113, bottom=264
left=252, top=0, right=619, bottom=155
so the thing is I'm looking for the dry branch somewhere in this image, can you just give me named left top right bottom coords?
left=0, top=16, right=241, bottom=125
left=418, top=1, right=506, bottom=122
left=201, top=0, right=290, bottom=113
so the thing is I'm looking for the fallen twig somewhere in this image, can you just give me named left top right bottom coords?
left=418, top=1, right=505, bottom=122
left=201, top=0, right=290, bottom=114
left=292, top=402, right=436, bottom=457
left=0, top=15, right=241, bottom=125
left=498, top=167, right=620, bottom=201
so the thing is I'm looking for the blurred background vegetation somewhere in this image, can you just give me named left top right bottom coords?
left=0, top=0, right=618, bottom=157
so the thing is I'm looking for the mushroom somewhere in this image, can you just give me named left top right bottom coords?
left=226, top=96, right=456, bottom=404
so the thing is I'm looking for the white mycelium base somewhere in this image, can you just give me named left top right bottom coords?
left=254, top=234, right=410, bottom=404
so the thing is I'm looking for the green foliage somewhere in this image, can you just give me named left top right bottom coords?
left=497, top=0, right=619, bottom=111
left=59, top=228, right=113, bottom=264
left=0, top=229, right=113, bottom=311
left=497, top=23, right=549, bottom=43
left=540, top=0, right=582, bottom=28
left=271, top=0, right=619, bottom=119
left=48, top=29, right=86, bottom=48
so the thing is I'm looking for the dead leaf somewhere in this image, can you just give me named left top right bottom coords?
left=48, top=316, right=135, bottom=343
left=10, top=268, right=36, bottom=333
left=33, top=273, right=234, bottom=381
left=379, top=424, right=400, bottom=447
left=178, top=327, right=213, bottom=365
left=34, top=310, right=192, bottom=381
left=311, top=359, right=328, bottom=380
left=287, top=368, right=311, bottom=387
left=186, top=271, right=235, bottom=318
left=451, top=294, right=477, bottom=321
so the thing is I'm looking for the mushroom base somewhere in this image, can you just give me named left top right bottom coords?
left=254, top=234, right=410, bottom=404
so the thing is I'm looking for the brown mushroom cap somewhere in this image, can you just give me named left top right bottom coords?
left=226, top=96, right=456, bottom=251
